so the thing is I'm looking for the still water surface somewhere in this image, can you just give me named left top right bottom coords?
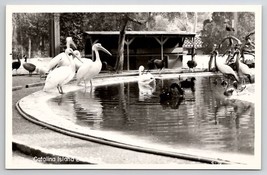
left=49, top=76, right=254, bottom=156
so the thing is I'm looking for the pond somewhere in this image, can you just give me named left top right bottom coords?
left=48, top=75, right=254, bottom=157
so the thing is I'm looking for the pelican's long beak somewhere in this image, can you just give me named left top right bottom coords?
left=100, top=46, right=112, bottom=56
left=70, top=50, right=83, bottom=63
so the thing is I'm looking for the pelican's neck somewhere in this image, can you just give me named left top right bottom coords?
left=139, top=68, right=143, bottom=76
left=214, top=52, right=218, bottom=70
left=66, top=43, right=70, bottom=49
left=93, top=49, right=101, bottom=63
left=65, top=52, right=76, bottom=71
left=235, top=52, right=240, bottom=73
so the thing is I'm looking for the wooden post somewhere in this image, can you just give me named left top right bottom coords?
left=233, top=12, right=238, bottom=35
left=192, top=37, right=195, bottom=60
left=28, top=38, right=31, bottom=58
left=154, top=36, right=169, bottom=60
left=125, top=37, right=135, bottom=70
left=49, top=13, right=60, bottom=57
left=194, top=12, right=197, bottom=33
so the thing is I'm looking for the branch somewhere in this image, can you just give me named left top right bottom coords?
left=126, top=15, right=148, bottom=25
left=218, top=35, right=242, bottom=49
left=245, top=30, right=255, bottom=40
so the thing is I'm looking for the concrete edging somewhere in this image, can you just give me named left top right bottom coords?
left=12, top=140, right=95, bottom=164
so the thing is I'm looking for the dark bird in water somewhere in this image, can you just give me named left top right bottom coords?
left=224, top=88, right=235, bottom=97
left=160, top=83, right=184, bottom=102
left=221, top=80, right=228, bottom=87
left=12, top=53, right=21, bottom=74
left=160, top=83, right=184, bottom=109
left=23, top=55, right=36, bottom=76
left=180, top=77, right=196, bottom=89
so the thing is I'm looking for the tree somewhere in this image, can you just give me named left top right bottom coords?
left=200, top=12, right=255, bottom=54
left=12, top=13, right=50, bottom=58
left=114, top=13, right=148, bottom=72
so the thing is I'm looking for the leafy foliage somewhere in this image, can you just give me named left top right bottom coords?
left=200, top=12, right=255, bottom=54
left=12, top=13, right=50, bottom=58
left=12, top=12, right=255, bottom=61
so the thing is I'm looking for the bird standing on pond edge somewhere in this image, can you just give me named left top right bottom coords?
left=43, top=48, right=83, bottom=94
left=76, top=43, right=112, bottom=90
left=147, top=58, right=165, bottom=75
left=187, top=53, right=197, bottom=72
left=48, top=37, right=79, bottom=72
left=233, top=49, right=253, bottom=84
left=12, top=53, right=21, bottom=74
left=23, top=55, right=36, bottom=76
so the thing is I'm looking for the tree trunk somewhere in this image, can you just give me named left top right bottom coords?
left=28, top=38, right=31, bottom=58
left=194, top=12, right=197, bottom=33
left=115, top=18, right=128, bottom=73
left=12, top=21, right=18, bottom=56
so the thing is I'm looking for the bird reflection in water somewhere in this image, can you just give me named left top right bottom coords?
left=160, top=96, right=184, bottom=109
left=138, top=80, right=156, bottom=101
left=73, top=90, right=104, bottom=129
left=160, top=83, right=185, bottom=109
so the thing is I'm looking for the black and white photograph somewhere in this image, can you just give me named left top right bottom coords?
left=6, top=5, right=261, bottom=169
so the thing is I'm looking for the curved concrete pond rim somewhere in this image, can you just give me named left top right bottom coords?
left=15, top=72, right=250, bottom=165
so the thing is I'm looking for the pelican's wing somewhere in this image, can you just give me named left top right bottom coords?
left=43, top=66, right=71, bottom=90
left=76, top=59, right=94, bottom=81
left=48, top=53, right=64, bottom=71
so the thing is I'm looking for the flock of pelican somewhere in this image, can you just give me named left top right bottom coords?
left=43, top=37, right=112, bottom=94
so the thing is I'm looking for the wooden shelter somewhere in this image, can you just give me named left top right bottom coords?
left=84, top=31, right=196, bottom=70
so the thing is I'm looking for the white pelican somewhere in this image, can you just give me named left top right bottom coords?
left=76, top=43, right=112, bottom=89
left=138, top=65, right=155, bottom=84
left=73, top=50, right=94, bottom=72
left=43, top=48, right=82, bottom=94
left=47, top=37, right=79, bottom=71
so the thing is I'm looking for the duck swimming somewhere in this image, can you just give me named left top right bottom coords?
left=160, top=83, right=184, bottom=102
